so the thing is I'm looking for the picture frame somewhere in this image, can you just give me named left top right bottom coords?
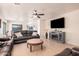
left=12, top=24, right=22, bottom=32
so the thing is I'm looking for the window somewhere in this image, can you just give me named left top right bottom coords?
left=3, top=22, right=6, bottom=35
left=27, top=25, right=33, bottom=31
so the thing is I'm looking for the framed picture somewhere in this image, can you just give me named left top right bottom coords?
left=12, top=24, right=22, bottom=32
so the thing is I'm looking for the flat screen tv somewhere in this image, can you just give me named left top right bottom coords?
left=50, top=17, right=65, bottom=28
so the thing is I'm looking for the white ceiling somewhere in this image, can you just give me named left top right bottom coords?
left=0, top=3, right=79, bottom=21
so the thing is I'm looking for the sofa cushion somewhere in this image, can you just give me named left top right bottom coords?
left=21, top=30, right=33, bottom=36
left=32, top=32, right=37, bottom=36
left=21, top=30, right=27, bottom=36
left=14, top=36, right=32, bottom=41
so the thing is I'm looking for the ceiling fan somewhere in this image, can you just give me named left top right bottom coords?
left=32, top=10, right=44, bottom=18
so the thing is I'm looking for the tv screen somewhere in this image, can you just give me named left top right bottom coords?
left=51, top=17, right=65, bottom=28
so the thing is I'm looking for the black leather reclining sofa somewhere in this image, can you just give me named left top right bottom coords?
left=0, top=38, right=13, bottom=56
left=13, top=30, right=40, bottom=44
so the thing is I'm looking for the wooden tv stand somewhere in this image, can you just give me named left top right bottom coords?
left=49, top=31, right=65, bottom=43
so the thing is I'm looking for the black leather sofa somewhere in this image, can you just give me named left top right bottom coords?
left=21, top=30, right=40, bottom=38
left=0, top=38, right=13, bottom=56
left=13, top=30, right=40, bottom=44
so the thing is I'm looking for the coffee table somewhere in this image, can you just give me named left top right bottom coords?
left=27, top=39, right=43, bottom=52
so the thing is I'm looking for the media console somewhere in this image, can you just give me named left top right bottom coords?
left=49, top=31, right=65, bottom=43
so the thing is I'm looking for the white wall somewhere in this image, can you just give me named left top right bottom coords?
left=40, top=19, right=50, bottom=39
left=63, top=10, right=79, bottom=46
left=0, top=5, right=8, bottom=37
left=47, top=10, right=79, bottom=46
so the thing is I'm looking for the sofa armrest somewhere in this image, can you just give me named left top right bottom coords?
left=72, top=47, right=79, bottom=56
left=72, top=49, right=79, bottom=56
left=72, top=47, right=79, bottom=51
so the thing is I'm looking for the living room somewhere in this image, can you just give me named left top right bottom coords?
left=0, top=3, right=79, bottom=56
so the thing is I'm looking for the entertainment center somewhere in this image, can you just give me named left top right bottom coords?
left=49, top=31, right=65, bottom=43
left=49, top=17, right=65, bottom=43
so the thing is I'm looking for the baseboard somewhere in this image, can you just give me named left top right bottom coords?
left=66, top=41, right=79, bottom=47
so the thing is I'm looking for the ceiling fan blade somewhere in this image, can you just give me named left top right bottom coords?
left=37, top=15, right=40, bottom=18
left=38, top=14, right=44, bottom=15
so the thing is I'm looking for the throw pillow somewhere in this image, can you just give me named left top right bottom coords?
left=13, top=34, right=17, bottom=38
left=0, top=42, right=7, bottom=47
left=15, top=32, right=22, bottom=37
left=32, top=32, right=37, bottom=36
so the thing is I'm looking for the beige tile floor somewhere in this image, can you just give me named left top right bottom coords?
left=12, top=39, right=75, bottom=56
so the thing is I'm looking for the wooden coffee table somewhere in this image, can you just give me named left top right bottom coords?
left=27, top=39, right=43, bottom=52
